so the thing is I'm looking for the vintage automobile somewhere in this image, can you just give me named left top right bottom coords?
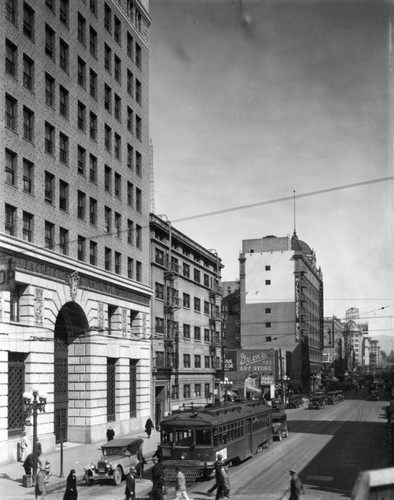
left=369, top=390, right=379, bottom=401
left=308, top=396, right=325, bottom=410
left=326, top=391, right=338, bottom=405
left=84, top=437, right=144, bottom=485
left=335, top=390, right=344, bottom=402
left=287, top=396, right=300, bottom=409
left=272, top=411, right=289, bottom=440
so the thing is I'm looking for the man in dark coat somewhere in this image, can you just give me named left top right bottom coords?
left=23, top=453, right=34, bottom=476
left=289, top=469, right=304, bottom=500
left=106, top=427, right=115, bottom=442
left=208, top=453, right=224, bottom=495
left=125, top=466, right=136, bottom=500
left=63, top=469, right=78, bottom=500
left=151, top=456, right=165, bottom=500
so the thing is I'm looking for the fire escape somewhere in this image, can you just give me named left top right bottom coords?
left=209, top=276, right=224, bottom=387
left=164, top=253, right=181, bottom=394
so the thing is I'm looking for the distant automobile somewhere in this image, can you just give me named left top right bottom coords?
left=369, top=390, right=379, bottom=401
left=308, top=396, right=325, bottom=410
left=84, top=437, right=144, bottom=486
left=272, top=411, right=289, bottom=440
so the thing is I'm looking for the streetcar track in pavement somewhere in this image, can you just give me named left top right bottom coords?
left=231, top=399, right=370, bottom=497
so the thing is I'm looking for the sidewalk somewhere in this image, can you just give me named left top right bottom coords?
left=0, top=429, right=161, bottom=499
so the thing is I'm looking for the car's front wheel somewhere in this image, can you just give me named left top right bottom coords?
left=113, top=467, right=122, bottom=485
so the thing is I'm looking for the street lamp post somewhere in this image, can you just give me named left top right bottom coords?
left=23, top=385, right=47, bottom=482
left=220, top=377, right=233, bottom=405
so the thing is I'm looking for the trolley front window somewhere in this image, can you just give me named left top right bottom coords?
left=161, top=429, right=173, bottom=445
left=195, top=429, right=212, bottom=445
left=175, top=430, right=193, bottom=446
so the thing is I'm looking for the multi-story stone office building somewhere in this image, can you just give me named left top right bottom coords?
left=150, top=214, right=223, bottom=427
left=0, top=0, right=151, bottom=463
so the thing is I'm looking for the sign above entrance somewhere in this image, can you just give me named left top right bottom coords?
left=0, top=257, right=15, bottom=292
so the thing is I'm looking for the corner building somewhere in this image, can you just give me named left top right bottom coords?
left=239, top=233, right=324, bottom=393
left=150, top=214, right=223, bottom=426
left=0, top=0, right=152, bottom=463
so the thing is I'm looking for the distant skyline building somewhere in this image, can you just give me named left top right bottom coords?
left=238, top=232, right=324, bottom=392
left=0, top=0, right=152, bottom=463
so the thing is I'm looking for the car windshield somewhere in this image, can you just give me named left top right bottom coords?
left=103, top=447, right=125, bottom=457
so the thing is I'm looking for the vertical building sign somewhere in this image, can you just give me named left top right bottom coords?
left=295, top=276, right=300, bottom=341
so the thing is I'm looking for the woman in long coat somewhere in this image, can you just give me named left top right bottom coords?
left=63, top=469, right=78, bottom=500
left=145, top=417, right=154, bottom=438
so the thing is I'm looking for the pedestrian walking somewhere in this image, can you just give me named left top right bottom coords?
left=35, top=469, right=46, bottom=499
left=151, top=456, right=166, bottom=500
left=215, top=466, right=230, bottom=500
left=153, top=444, right=163, bottom=463
left=145, top=417, right=154, bottom=438
left=106, top=426, right=115, bottom=442
left=19, top=429, right=29, bottom=462
left=36, top=439, right=42, bottom=457
left=175, top=466, right=190, bottom=500
left=44, top=460, right=52, bottom=483
left=289, top=469, right=304, bottom=500
left=125, top=466, right=136, bottom=500
left=23, top=452, right=34, bottom=476
left=63, top=469, right=78, bottom=500
left=207, top=453, right=224, bottom=495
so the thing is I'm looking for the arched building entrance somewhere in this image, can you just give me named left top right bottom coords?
left=54, top=302, right=89, bottom=443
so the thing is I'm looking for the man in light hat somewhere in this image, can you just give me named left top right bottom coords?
left=289, top=469, right=304, bottom=499
left=125, top=466, right=136, bottom=500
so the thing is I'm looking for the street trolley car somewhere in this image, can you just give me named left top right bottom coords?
left=159, top=400, right=273, bottom=482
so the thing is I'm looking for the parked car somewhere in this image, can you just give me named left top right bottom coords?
left=272, top=411, right=289, bottom=440
left=308, top=396, right=325, bottom=409
left=287, top=396, right=300, bottom=409
left=84, top=437, right=144, bottom=486
left=326, top=392, right=338, bottom=405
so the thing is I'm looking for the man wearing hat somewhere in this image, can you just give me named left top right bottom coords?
left=207, top=453, right=224, bottom=496
left=289, top=469, right=304, bottom=499
left=151, top=455, right=166, bottom=500
left=125, top=466, right=136, bottom=500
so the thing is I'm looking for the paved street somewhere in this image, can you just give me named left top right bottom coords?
left=35, top=389, right=392, bottom=500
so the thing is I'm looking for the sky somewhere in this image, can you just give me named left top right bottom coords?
left=149, top=0, right=394, bottom=354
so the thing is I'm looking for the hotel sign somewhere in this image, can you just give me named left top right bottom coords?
left=295, top=276, right=300, bottom=342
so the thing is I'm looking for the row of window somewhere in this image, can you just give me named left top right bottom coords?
left=154, top=318, right=220, bottom=343
left=7, top=351, right=138, bottom=435
left=155, top=249, right=215, bottom=286
left=155, top=283, right=213, bottom=313
left=5, top=92, right=143, bottom=169
left=6, top=0, right=143, bottom=72
left=153, top=229, right=218, bottom=272
left=170, top=383, right=212, bottom=401
left=5, top=148, right=143, bottom=218
left=4, top=204, right=143, bottom=280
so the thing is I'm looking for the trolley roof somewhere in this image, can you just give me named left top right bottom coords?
left=161, top=401, right=272, bottom=428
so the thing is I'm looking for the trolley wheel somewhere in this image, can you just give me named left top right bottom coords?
left=113, top=467, right=122, bottom=485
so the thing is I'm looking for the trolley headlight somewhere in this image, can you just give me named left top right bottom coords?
left=181, top=452, right=188, bottom=460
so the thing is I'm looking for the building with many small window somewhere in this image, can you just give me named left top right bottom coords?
left=150, top=214, right=223, bottom=427
left=239, top=232, right=324, bottom=393
left=0, top=0, right=151, bottom=463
